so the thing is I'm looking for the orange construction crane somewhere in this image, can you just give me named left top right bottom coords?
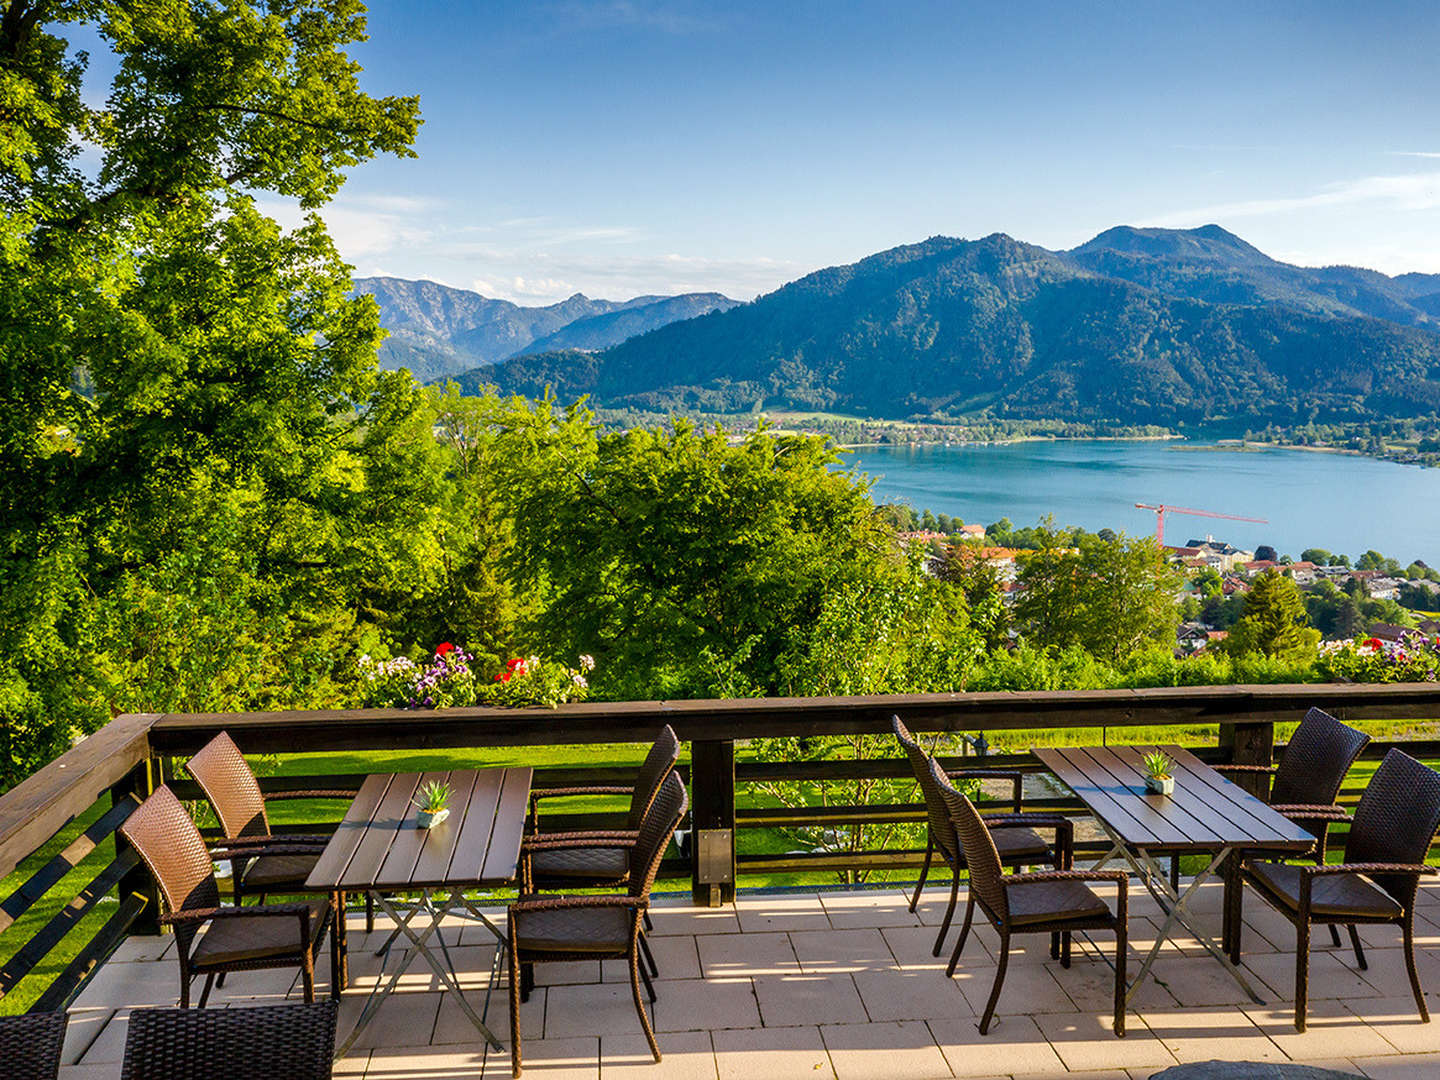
left=1134, top=503, right=1268, bottom=546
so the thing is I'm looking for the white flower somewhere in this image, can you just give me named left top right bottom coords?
left=571, top=672, right=589, bottom=689
left=578, top=653, right=596, bottom=671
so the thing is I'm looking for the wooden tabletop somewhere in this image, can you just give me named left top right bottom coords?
left=1033, top=744, right=1316, bottom=854
left=306, top=767, right=533, bottom=892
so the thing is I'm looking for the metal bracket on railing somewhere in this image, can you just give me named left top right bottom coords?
left=696, top=828, right=734, bottom=908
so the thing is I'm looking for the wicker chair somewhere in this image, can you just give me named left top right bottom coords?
left=0, top=1011, right=66, bottom=1080
left=933, top=757, right=1129, bottom=1036
left=508, top=770, right=688, bottom=1078
left=118, top=785, right=338, bottom=1008
left=120, top=1001, right=338, bottom=1080
left=892, top=716, right=1068, bottom=957
left=187, top=730, right=368, bottom=953
left=522, top=724, right=680, bottom=978
left=1235, top=747, right=1440, bottom=1032
left=1219, top=707, right=1370, bottom=958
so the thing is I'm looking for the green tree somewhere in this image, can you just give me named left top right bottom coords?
left=1013, top=524, right=1181, bottom=662
left=1, top=0, right=421, bottom=785
left=1226, top=571, right=1320, bottom=661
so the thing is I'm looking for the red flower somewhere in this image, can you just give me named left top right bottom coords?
left=506, top=657, right=524, bottom=670
left=496, top=672, right=511, bottom=682
left=1364, top=637, right=1383, bottom=650
left=436, top=642, right=456, bottom=656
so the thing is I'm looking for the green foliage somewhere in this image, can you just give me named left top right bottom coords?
left=1143, top=750, right=1173, bottom=779
left=1226, top=571, right=1321, bottom=661
left=413, top=779, right=452, bottom=812
left=1012, top=524, right=1181, bottom=662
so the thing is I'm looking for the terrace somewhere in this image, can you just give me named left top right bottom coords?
left=6, top=684, right=1440, bottom=1080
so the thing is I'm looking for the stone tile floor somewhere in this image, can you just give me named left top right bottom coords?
left=55, top=879, right=1440, bottom=1079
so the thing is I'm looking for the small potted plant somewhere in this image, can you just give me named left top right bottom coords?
left=1144, top=751, right=1175, bottom=796
left=413, top=780, right=453, bottom=828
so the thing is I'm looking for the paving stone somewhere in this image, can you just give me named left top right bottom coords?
left=337, top=987, right=443, bottom=1051
left=544, top=980, right=647, bottom=1038
left=818, top=890, right=925, bottom=929
left=1049, top=954, right=1179, bottom=1012
left=821, top=1019, right=952, bottom=1080
left=1138, top=1005, right=1289, bottom=1065
left=949, top=958, right=1079, bottom=1017
left=431, top=985, right=544, bottom=1044
left=1242, top=999, right=1398, bottom=1062
left=1351, top=1051, right=1440, bottom=1078
left=601, top=1030, right=719, bottom=1080
left=72, top=959, right=180, bottom=1010
left=696, top=931, right=798, bottom=978
left=365, top=1036, right=599, bottom=1078
left=602, top=934, right=702, bottom=982
left=927, top=1012, right=1068, bottom=1077
left=1340, top=995, right=1440, bottom=1054
left=1245, top=950, right=1385, bottom=1003
left=61, top=1008, right=113, bottom=1066
left=712, top=1025, right=834, bottom=1080
left=734, top=893, right=834, bottom=933
left=651, top=977, right=761, bottom=1033
left=753, top=973, right=869, bottom=1027
left=791, top=928, right=896, bottom=973
left=852, top=967, right=972, bottom=1022
left=1032, top=1010, right=1178, bottom=1073
left=647, top=900, right=741, bottom=938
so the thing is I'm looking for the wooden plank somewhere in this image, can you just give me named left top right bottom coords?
left=29, top=892, right=149, bottom=1014
left=410, top=770, right=481, bottom=886
left=1070, top=745, right=1209, bottom=849
left=1076, top=745, right=1226, bottom=847
left=1105, top=745, right=1265, bottom=846
left=1163, top=746, right=1315, bottom=852
left=145, top=683, right=1440, bottom=755
left=0, top=713, right=159, bottom=880
left=447, top=768, right=506, bottom=885
left=478, top=768, right=532, bottom=886
left=305, top=774, right=389, bottom=891
left=691, top=739, right=736, bottom=903
left=373, top=771, right=453, bottom=889
left=0, top=794, right=140, bottom=934
left=339, top=773, right=422, bottom=891
left=1036, top=748, right=1192, bottom=852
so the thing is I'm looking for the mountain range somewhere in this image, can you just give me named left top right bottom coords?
left=355, top=277, right=739, bottom=382
left=452, top=225, right=1440, bottom=425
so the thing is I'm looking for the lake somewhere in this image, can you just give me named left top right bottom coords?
left=841, top=440, right=1440, bottom=563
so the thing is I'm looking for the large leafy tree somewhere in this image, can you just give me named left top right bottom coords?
left=0, top=0, right=420, bottom=785
left=1227, top=570, right=1320, bottom=661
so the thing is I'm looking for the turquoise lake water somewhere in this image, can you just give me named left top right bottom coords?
left=841, top=441, right=1440, bottom=564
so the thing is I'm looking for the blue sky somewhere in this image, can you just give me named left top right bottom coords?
left=277, top=1, right=1440, bottom=302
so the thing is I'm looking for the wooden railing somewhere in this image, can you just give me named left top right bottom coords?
left=3, top=683, right=1440, bottom=1013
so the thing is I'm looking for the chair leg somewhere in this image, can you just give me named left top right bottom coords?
left=932, top=869, right=960, bottom=957
left=630, top=946, right=662, bottom=1062
left=978, top=931, right=1010, bottom=1035
left=520, top=962, right=534, bottom=1003
left=215, top=972, right=226, bottom=988
left=910, top=836, right=934, bottom=913
left=1114, top=918, right=1128, bottom=1038
left=1295, top=919, right=1311, bottom=1032
left=1404, top=918, right=1430, bottom=1023
left=1169, top=853, right=1180, bottom=894
left=946, top=896, right=976, bottom=977
left=1347, top=924, right=1367, bottom=970
left=301, top=951, right=316, bottom=1004
left=639, top=931, right=659, bottom=978
left=366, top=892, right=375, bottom=934
left=197, top=972, right=216, bottom=1008
left=1061, top=928, right=1072, bottom=969
left=643, top=910, right=653, bottom=932
left=1050, top=932, right=1059, bottom=960
left=509, top=935, right=523, bottom=1077
left=638, top=953, right=658, bottom=1003
left=1328, top=924, right=1343, bottom=947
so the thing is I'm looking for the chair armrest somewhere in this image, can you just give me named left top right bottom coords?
left=211, top=841, right=329, bottom=859
left=509, top=894, right=646, bottom=914
left=1005, top=869, right=1128, bottom=887
left=523, top=833, right=636, bottom=853
left=1304, top=862, right=1438, bottom=878
left=525, top=829, right=638, bottom=846
left=160, top=901, right=317, bottom=926
left=1271, top=804, right=1351, bottom=822
left=951, top=768, right=1025, bottom=813
left=1212, top=764, right=1277, bottom=774
left=263, top=790, right=358, bottom=801
left=530, top=785, right=635, bottom=804
left=981, top=813, right=1070, bottom=829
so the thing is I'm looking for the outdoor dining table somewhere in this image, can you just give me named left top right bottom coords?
left=1032, top=744, right=1315, bottom=1004
left=305, top=766, right=533, bottom=1058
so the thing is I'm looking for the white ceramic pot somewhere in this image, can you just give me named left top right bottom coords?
left=1145, top=775, right=1174, bottom=796
left=416, top=807, right=450, bottom=829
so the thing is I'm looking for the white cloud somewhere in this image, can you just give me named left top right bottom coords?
left=1387, top=151, right=1440, bottom=159
left=1143, top=170, right=1440, bottom=228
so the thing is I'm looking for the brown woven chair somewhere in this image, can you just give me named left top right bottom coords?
left=892, top=716, right=1068, bottom=957
left=120, top=1001, right=338, bottom=1080
left=187, top=730, right=368, bottom=950
left=1219, top=707, right=1371, bottom=958
left=1235, top=747, right=1440, bottom=1032
left=933, top=757, right=1129, bottom=1036
left=508, top=770, right=688, bottom=1078
left=118, top=785, right=338, bottom=1008
left=0, top=1011, right=66, bottom=1080
left=522, top=724, right=680, bottom=977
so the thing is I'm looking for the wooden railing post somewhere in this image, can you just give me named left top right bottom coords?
left=690, top=739, right=735, bottom=907
left=110, top=756, right=161, bottom=935
left=1219, top=720, right=1274, bottom=800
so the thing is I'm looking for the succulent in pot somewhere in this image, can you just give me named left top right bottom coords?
left=413, top=780, right=453, bottom=828
left=1143, top=750, right=1175, bottom=796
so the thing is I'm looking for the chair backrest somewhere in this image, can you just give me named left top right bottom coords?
left=0, top=1011, right=66, bottom=1080
left=186, top=731, right=270, bottom=840
left=120, top=1001, right=337, bottom=1080
left=1270, top=707, right=1370, bottom=808
left=892, top=716, right=960, bottom=865
left=626, top=725, right=681, bottom=831
left=1345, top=748, right=1440, bottom=905
left=628, top=770, right=688, bottom=899
left=929, top=756, right=1007, bottom=922
left=118, top=785, right=221, bottom=955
